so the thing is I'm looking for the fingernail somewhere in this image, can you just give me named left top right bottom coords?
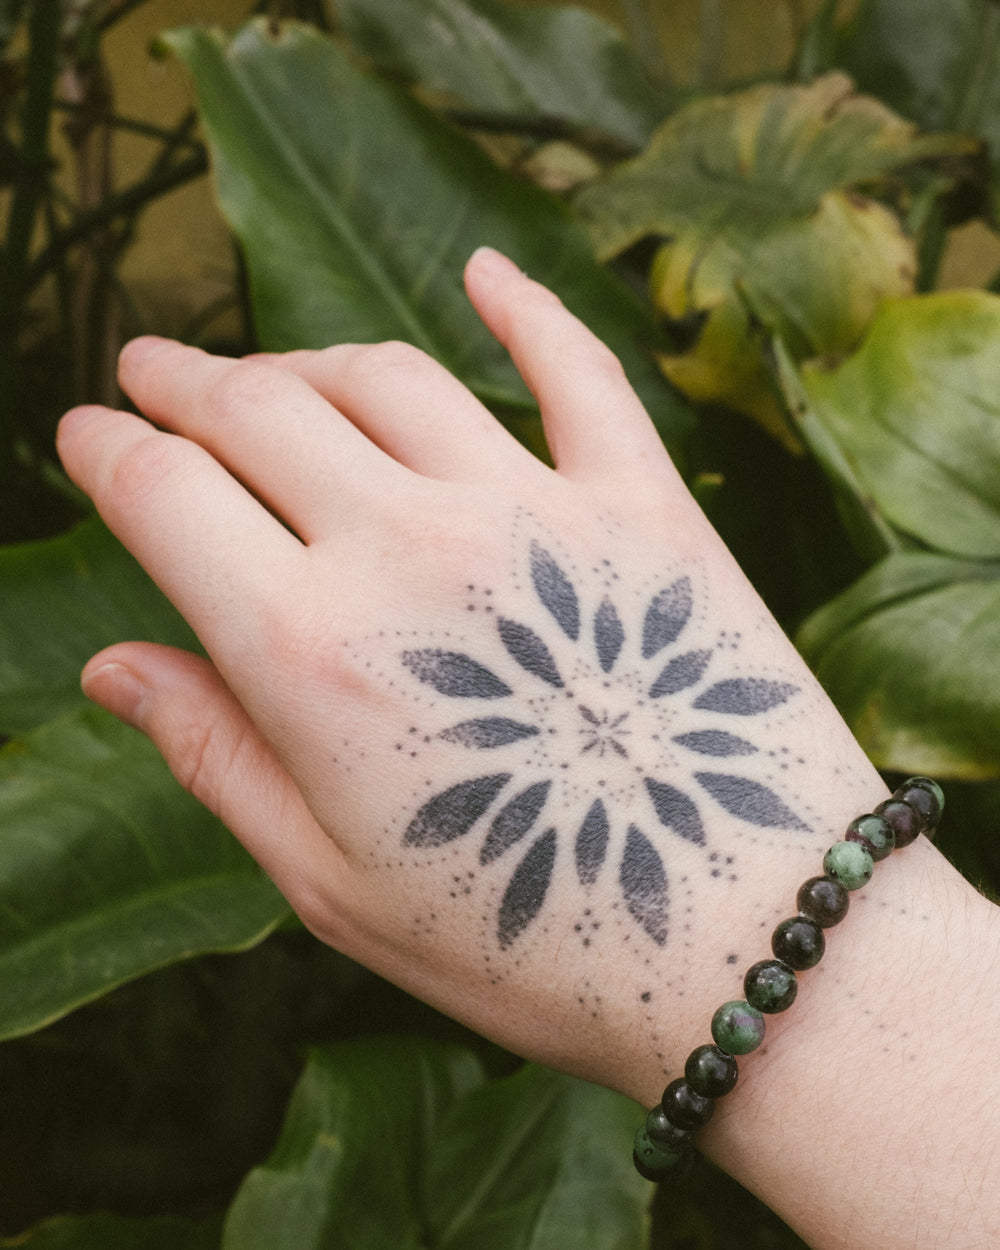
left=81, top=662, right=148, bottom=732
left=469, top=246, right=523, bottom=290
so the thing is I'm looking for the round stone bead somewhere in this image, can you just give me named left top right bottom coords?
left=845, top=814, right=895, bottom=862
left=661, top=1077, right=715, bottom=1130
left=772, top=916, right=825, bottom=969
left=824, top=840, right=874, bottom=890
left=744, top=959, right=798, bottom=1013
left=873, top=797, right=921, bottom=848
left=796, top=875, right=850, bottom=928
left=633, top=1124, right=689, bottom=1174
left=685, top=1044, right=739, bottom=1098
left=645, top=1104, right=696, bottom=1152
left=711, top=1000, right=765, bottom=1055
left=894, top=777, right=944, bottom=837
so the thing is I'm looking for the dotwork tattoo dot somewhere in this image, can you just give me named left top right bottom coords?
left=396, top=534, right=811, bottom=953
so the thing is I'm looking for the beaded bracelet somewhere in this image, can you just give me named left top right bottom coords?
left=633, top=776, right=944, bottom=1180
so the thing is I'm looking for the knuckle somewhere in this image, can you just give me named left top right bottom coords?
left=338, top=340, right=432, bottom=388
left=107, top=431, right=191, bottom=506
left=170, top=710, right=247, bottom=814
left=202, top=360, right=282, bottom=422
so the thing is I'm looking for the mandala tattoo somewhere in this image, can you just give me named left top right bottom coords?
left=397, top=538, right=810, bottom=953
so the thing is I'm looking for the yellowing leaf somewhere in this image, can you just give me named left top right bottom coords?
left=576, top=73, right=973, bottom=441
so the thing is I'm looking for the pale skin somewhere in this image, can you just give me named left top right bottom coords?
left=57, top=247, right=1000, bottom=1248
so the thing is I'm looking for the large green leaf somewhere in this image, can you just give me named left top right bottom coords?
left=0, top=517, right=199, bottom=736
left=425, top=1062, right=646, bottom=1250
left=574, top=72, right=971, bottom=443
left=164, top=20, right=692, bottom=448
left=336, top=0, right=660, bottom=148
left=222, top=1039, right=482, bottom=1250
left=798, top=552, right=1000, bottom=778
left=0, top=1214, right=221, bottom=1250
left=0, top=708, right=288, bottom=1040
left=223, top=1040, right=648, bottom=1250
left=797, top=290, right=1000, bottom=559
left=838, top=0, right=1000, bottom=168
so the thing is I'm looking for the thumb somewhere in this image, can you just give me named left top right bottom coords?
left=81, top=642, right=346, bottom=939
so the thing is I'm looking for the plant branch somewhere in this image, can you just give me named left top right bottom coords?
left=22, top=148, right=208, bottom=295
left=1, top=0, right=61, bottom=303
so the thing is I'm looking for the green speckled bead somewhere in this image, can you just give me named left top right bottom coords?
left=711, top=999, right=765, bottom=1055
left=634, top=1124, right=689, bottom=1174
left=744, top=959, right=798, bottom=1013
left=823, top=840, right=874, bottom=890
left=845, top=814, right=895, bottom=862
left=685, top=1044, right=739, bottom=1098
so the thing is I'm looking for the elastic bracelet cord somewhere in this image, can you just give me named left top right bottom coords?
left=633, top=776, right=945, bottom=1181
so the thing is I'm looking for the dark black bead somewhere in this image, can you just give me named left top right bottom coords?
left=685, top=1044, right=739, bottom=1098
left=874, top=798, right=921, bottom=849
left=645, top=1103, right=696, bottom=1151
left=893, top=778, right=943, bottom=837
left=772, top=915, right=825, bottom=970
left=797, top=875, right=850, bottom=928
left=661, top=1077, right=715, bottom=1130
left=744, top=959, right=798, bottom=1013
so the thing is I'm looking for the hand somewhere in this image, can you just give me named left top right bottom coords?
left=56, top=248, right=883, bottom=1105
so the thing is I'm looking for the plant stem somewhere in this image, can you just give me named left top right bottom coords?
left=0, top=0, right=63, bottom=540
left=22, top=148, right=208, bottom=296
left=1, top=0, right=61, bottom=306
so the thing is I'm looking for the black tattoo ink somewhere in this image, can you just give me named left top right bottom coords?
left=649, top=648, right=713, bottom=698
left=402, top=649, right=511, bottom=699
left=641, top=577, right=692, bottom=659
left=620, top=824, right=669, bottom=946
left=440, top=717, right=539, bottom=749
left=594, top=596, right=625, bottom=674
left=575, top=797, right=610, bottom=885
left=693, top=677, right=798, bottom=716
left=497, top=617, right=564, bottom=688
left=404, top=774, right=510, bottom=847
left=481, top=780, right=552, bottom=864
left=530, top=540, right=580, bottom=640
left=644, top=777, right=706, bottom=846
left=498, top=828, right=556, bottom=948
left=696, top=772, right=810, bottom=831
left=672, top=730, right=758, bottom=757
left=397, top=539, right=811, bottom=951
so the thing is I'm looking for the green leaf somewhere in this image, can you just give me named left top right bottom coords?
left=223, top=1039, right=484, bottom=1250
left=838, top=0, right=1000, bottom=155
left=798, top=290, right=1000, bottom=559
left=426, top=1063, right=647, bottom=1250
left=0, top=708, right=288, bottom=1040
left=223, top=1040, right=649, bottom=1250
left=0, top=1213, right=222, bottom=1250
left=575, top=71, right=967, bottom=259
left=0, top=517, right=199, bottom=736
left=574, top=73, right=971, bottom=441
left=336, top=0, right=660, bottom=148
left=798, top=552, right=1000, bottom=778
left=164, top=20, right=692, bottom=449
